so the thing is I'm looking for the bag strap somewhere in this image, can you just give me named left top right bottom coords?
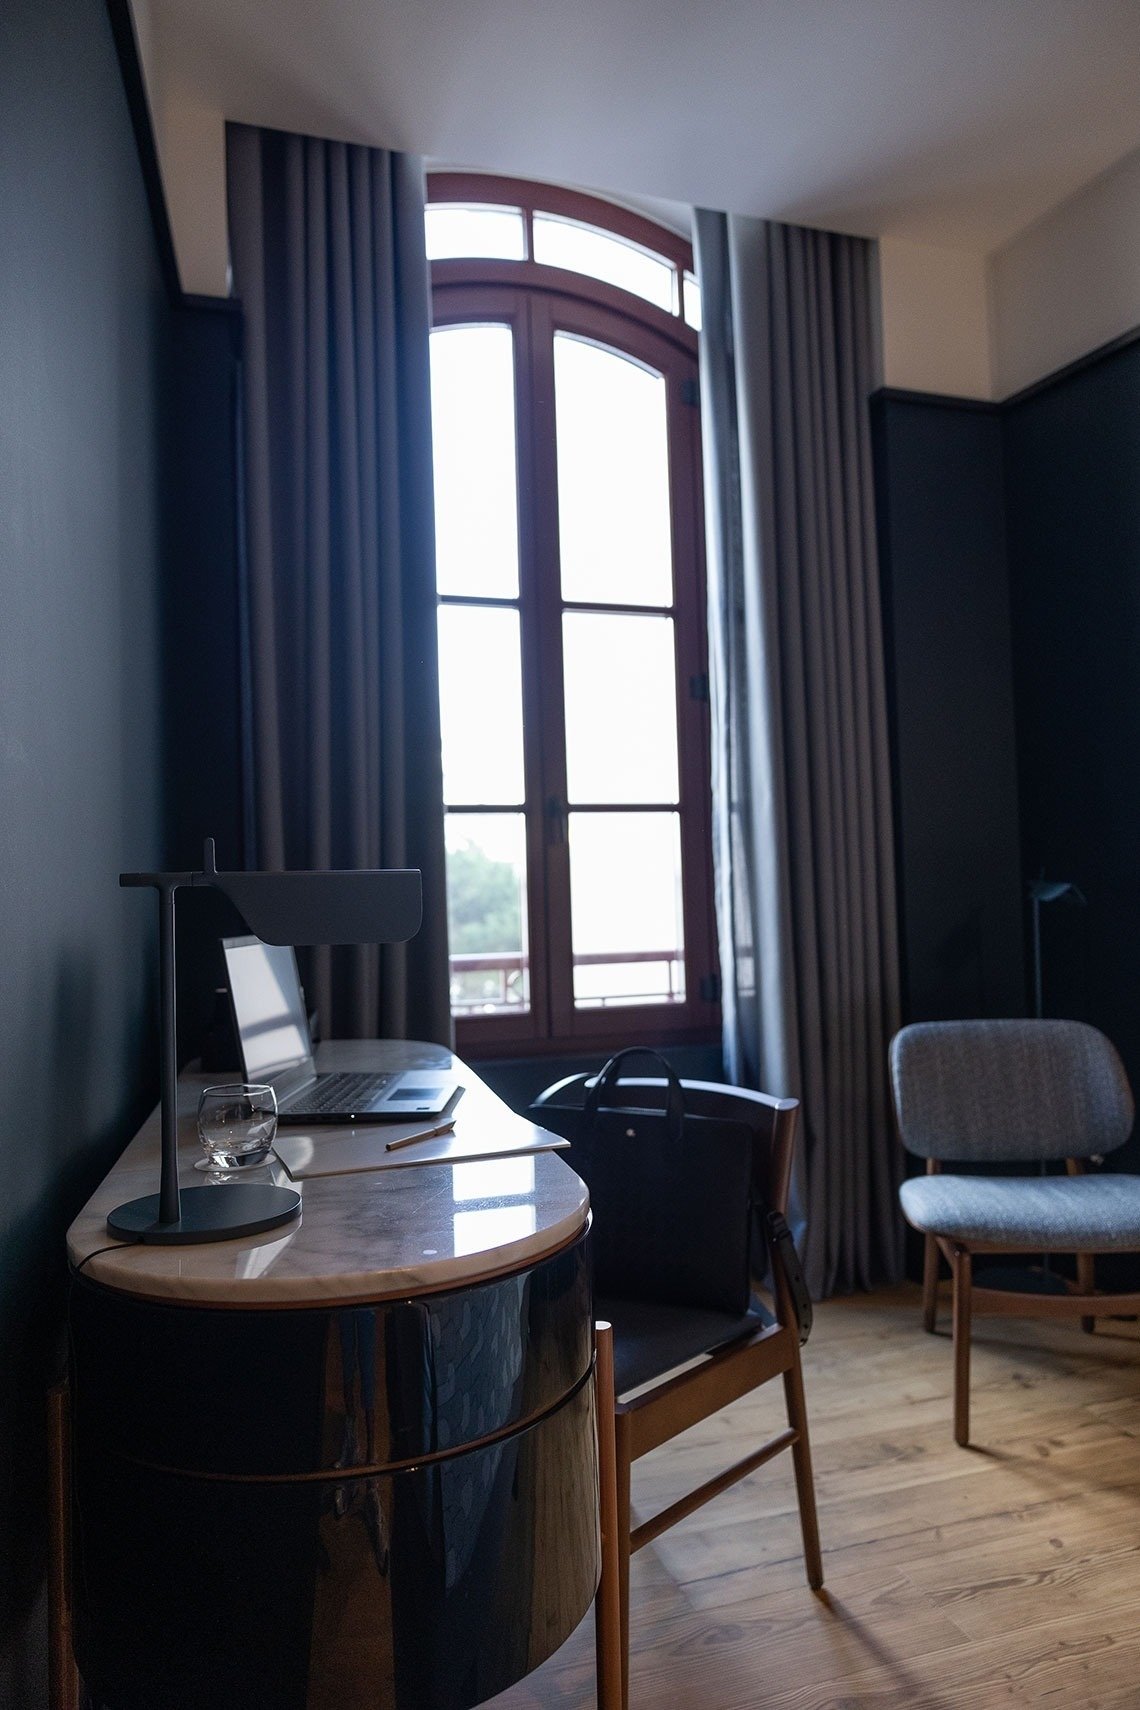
left=584, top=1048, right=686, bottom=1143
left=767, top=1211, right=813, bottom=1345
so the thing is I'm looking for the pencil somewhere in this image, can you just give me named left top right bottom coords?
left=384, top=1119, right=457, bottom=1153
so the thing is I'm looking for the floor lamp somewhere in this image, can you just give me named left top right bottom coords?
left=106, top=838, right=422, bottom=1245
left=1029, top=876, right=1086, bottom=1020
left=1019, top=875, right=1087, bottom=1286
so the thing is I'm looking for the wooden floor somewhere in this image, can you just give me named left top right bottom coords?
left=489, top=1285, right=1140, bottom=1710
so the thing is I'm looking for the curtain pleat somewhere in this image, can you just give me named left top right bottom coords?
left=227, top=124, right=450, bottom=1045
left=695, top=210, right=903, bottom=1297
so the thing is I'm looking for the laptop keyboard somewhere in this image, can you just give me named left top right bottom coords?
left=284, top=1072, right=394, bottom=1115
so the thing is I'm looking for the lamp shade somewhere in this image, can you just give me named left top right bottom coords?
left=203, top=864, right=422, bottom=946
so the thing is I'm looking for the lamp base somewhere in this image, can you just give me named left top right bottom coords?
left=106, top=1183, right=301, bottom=1245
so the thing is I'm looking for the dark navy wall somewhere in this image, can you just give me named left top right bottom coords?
left=1004, top=340, right=1140, bottom=1170
left=0, top=0, right=170, bottom=1697
left=163, top=300, right=248, bottom=1058
left=872, top=394, right=1026, bottom=1024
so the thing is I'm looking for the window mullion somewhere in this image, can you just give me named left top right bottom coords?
left=512, top=290, right=554, bottom=1043
left=525, top=293, right=575, bottom=1036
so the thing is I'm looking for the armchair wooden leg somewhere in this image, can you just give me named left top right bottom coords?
left=783, top=1353, right=824, bottom=1590
left=614, top=1411, right=633, bottom=1710
left=594, top=1324, right=623, bottom=1710
left=949, top=1244, right=972, bottom=1446
left=1076, top=1253, right=1096, bottom=1334
left=923, top=1233, right=939, bottom=1333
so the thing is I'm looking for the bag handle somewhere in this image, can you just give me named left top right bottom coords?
left=584, top=1048, right=686, bottom=1143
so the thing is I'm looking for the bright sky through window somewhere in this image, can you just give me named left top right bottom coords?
left=427, top=174, right=712, bottom=1043
left=430, top=326, right=685, bottom=1007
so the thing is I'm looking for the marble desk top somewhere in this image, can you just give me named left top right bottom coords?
left=66, top=1041, right=589, bottom=1308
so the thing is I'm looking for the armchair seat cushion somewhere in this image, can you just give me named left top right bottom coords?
left=899, top=1171, right=1140, bottom=1250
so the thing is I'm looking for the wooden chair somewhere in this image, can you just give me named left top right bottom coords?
left=533, top=1074, right=823, bottom=1709
left=890, top=1018, right=1140, bottom=1446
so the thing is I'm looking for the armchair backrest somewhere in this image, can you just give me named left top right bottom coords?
left=890, top=1019, right=1134, bottom=1163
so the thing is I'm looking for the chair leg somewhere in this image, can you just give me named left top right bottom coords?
left=48, top=1383, right=81, bottom=1710
left=613, top=1411, right=633, bottom=1710
left=593, top=1325, right=623, bottom=1710
left=923, top=1233, right=939, bottom=1332
left=950, top=1244, right=972, bottom=1446
left=1076, top=1252, right=1096, bottom=1334
left=783, top=1352, right=824, bottom=1590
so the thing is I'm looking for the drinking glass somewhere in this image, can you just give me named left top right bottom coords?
left=196, top=1083, right=278, bottom=1171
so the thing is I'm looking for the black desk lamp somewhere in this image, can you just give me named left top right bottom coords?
left=107, top=838, right=422, bottom=1245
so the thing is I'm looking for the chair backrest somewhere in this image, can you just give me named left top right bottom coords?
left=534, top=1072, right=798, bottom=1207
left=890, top=1019, right=1134, bottom=1164
left=608, top=1078, right=798, bottom=1217
left=530, top=1072, right=799, bottom=1314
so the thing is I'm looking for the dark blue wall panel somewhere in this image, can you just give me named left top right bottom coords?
left=1004, top=340, right=1140, bottom=1169
left=0, top=0, right=168, bottom=1696
left=872, top=394, right=1026, bottom=1024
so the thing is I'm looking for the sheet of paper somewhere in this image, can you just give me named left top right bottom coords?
left=273, top=1118, right=568, bottom=1180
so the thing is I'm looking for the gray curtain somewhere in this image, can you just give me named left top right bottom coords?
left=226, top=123, right=450, bottom=1044
left=694, top=211, right=902, bottom=1296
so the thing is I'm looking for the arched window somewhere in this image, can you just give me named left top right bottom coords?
left=428, top=174, right=716, bottom=1054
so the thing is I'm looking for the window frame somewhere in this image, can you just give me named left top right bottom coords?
left=430, top=175, right=718, bottom=1057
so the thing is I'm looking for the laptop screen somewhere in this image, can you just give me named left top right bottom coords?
left=223, top=938, right=313, bottom=1082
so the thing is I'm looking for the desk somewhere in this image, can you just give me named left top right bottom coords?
left=67, top=1042, right=598, bottom=1710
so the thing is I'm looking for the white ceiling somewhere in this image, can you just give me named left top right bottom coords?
left=151, top=0, right=1140, bottom=252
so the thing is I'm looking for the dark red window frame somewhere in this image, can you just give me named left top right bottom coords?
left=429, top=174, right=718, bottom=1058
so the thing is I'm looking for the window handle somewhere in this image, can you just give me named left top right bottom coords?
left=545, top=795, right=567, bottom=846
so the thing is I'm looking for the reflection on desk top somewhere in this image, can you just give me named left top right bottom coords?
left=66, top=1040, right=590, bottom=1307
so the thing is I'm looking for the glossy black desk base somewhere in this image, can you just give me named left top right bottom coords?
left=71, top=1231, right=598, bottom=1710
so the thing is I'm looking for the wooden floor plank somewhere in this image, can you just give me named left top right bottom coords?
left=486, top=1285, right=1140, bottom=1709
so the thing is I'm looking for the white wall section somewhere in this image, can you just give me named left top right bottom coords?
left=878, top=238, right=993, bottom=400
left=991, top=145, right=1140, bottom=398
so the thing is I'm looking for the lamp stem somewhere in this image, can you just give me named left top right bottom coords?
left=1031, top=897, right=1043, bottom=1020
left=158, top=879, right=181, bottom=1226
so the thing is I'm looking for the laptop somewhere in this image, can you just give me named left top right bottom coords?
left=222, top=936, right=459, bottom=1122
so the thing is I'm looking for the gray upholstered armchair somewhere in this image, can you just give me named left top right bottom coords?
left=890, top=1019, right=1140, bottom=1444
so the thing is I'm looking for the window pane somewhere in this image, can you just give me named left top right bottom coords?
left=569, top=812, right=685, bottom=1007
left=437, top=607, right=525, bottom=804
left=430, top=324, right=520, bottom=598
left=533, top=214, right=674, bottom=313
left=563, top=611, right=679, bottom=804
left=446, top=812, right=529, bottom=1014
left=682, top=271, right=702, bottom=332
left=426, top=204, right=526, bottom=261
left=554, top=334, right=673, bottom=606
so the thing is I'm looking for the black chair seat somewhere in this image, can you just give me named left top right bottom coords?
left=597, top=1296, right=775, bottom=1397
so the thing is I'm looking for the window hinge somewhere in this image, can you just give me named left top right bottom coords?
left=680, top=377, right=700, bottom=408
left=689, top=672, right=709, bottom=703
left=699, top=973, right=721, bottom=1005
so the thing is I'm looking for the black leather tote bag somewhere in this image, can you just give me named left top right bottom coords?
left=531, top=1048, right=758, bottom=1315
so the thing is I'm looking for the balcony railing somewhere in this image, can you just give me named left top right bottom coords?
left=449, top=948, right=684, bottom=1014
